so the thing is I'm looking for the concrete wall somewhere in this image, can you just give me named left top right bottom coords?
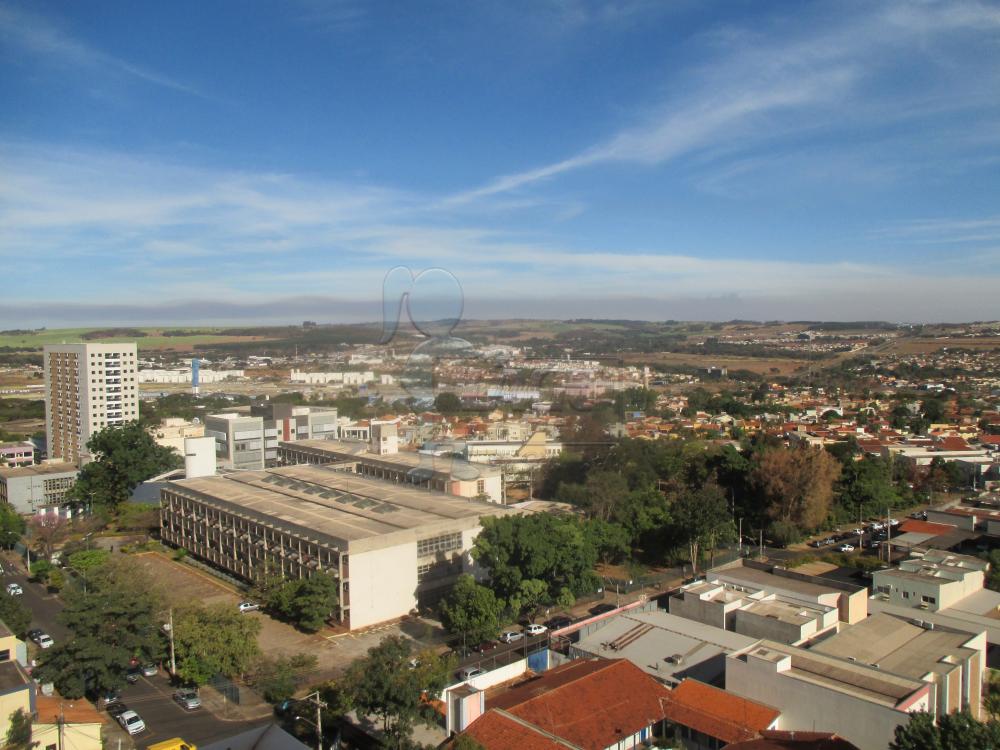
left=348, top=541, right=418, bottom=629
left=872, top=571, right=978, bottom=611
left=726, top=652, right=925, bottom=750
left=667, top=591, right=733, bottom=630
left=34, top=722, right=101, bottom=750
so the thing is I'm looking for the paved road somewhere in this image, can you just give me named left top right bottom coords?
left=1, top=556, right=262, bottom=746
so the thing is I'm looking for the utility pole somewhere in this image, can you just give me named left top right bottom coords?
left=58, top=703, right=64, bottom=750
left=298, top=690, right=327, bottom=750
left=738, top=518, right=743, bottom=557
left=168, top=608, right=176, bottom=675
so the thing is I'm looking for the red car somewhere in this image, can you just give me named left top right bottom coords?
left=473, top=640, right=498, bottom=654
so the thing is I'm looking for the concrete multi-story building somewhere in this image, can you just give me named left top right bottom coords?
left=0, top=462, right=78, bottom=515
left=43, top=343, right=139, bottom=464
left=159, top=463, right=516, bottom=629
left=670, top=579, right=839, bottom=645
left=872, top=549, right=989, bottom=611
left=253, top=403, right=338, bottom=462
left=0, top=442, right=33, bottom=469
left=204, top=413, right=265, bottom=471
left=277, top=437, right=504, bottom=503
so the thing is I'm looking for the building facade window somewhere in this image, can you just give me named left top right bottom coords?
left=416, top=532, right=462, bottom=557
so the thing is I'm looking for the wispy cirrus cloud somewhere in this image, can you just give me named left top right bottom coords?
left=446, top=0, right=1000, bottom=205
left=0, top=2, right=203, bottom=96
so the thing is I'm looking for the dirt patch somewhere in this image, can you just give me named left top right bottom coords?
left=621, top=351, right=816, bottom=376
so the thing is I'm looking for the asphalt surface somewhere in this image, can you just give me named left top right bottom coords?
left=2, top=558, right=263, bottom=747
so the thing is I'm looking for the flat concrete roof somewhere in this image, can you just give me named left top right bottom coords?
left=734, top=641, right=924, bottom=708
left=0, top=462, right=77, bottom=479
left=0, top=661, right=29, bottom=694
left=163, top=464, right=515, bottom=552
left=573, top=610, right=758, bottom=685
left=282, top=439, right=501, bottom=479
left=812, top=612, right=980, bottom=681
left=740, top=597, right=829, bottom=626
left=713, top=566, right=846, bottom=599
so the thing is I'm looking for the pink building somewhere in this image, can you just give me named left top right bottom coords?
left=0, top=442, right=34, bottom=469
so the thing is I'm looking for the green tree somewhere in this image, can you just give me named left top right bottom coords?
left=838, top=457, right=898, bottom=518
left=433, top=392, right=462, bottom=415
left=451, top=736, right=486, bottom=750
left=670, top=482, right=734, bottom=575
left=439, top=575, right=504, bottom=647
left=173, top=604, right=262, bottom=685
left=35, top=559, right=164, bottom=698
left=69, top=421, right=181, bottom=512
left=5, top=708, right=34, bottom=750
left=66, top=549, right=111, bottom=591
left=0, top=505, right=26, bottom=549
left=250, top=653, right=318, bottom=703
left=266, top=574, right=339, bottom=632
left=346, top=636, right=452, bottom=749
left=0, top=593, right=32, bottom=637
left=890, top=709, right=1000, bottom=750
left=507, top=578, right=548, bottom=623
left=753, top=446, right=841, bottom=531
left=472, top=514, right=599, bottom=605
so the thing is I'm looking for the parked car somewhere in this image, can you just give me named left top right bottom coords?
left=524, top=624, right=548, bottom=636
left=106, top=703, right=129, bottom=718
left=237, top=601, right=260, bottom=613
left=544, top=615, right=573, bottom=630
left=458, top=667, right=485, bottom=681
left=838, top=544, right=855, bottom=552
left=851, top=528, right=863, bottom=536
left=888, top=518, right=900, bottom=526
left=173, top=689, right=202, bottom=710
left=141, top=663, right=158, bottom=677
left=126, top=668, right=141, bottom=684
left=6, top=583, right=22, bottom=596
left=473, top=640, right=498, bottom=654
left=870, top=522, right=885, bottom=531
left=100, top=690, right=122, bottom=707
left=34, top=633, right=54, bottom=649
left=499, top=631, right=523, bottom=644
left=26, top=629, right=42, bottom=642
left=117, top=710, right=146, bottom=735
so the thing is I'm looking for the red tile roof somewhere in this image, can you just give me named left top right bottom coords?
left=662, top=680, right=780, bottom=744
left=726, top=730, right=860, bottom=749
left=483, top=659, right=670, bottom=750
left=459, top=710, right=567, bottom=750
left=936, top=436, right=973, bottom=452
left=899, top=519, right=955, bottom=535
left=980, top=435, right=1000, bottom=446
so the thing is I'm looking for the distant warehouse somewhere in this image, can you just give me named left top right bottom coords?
left=159, top=464, right=515, bottom=630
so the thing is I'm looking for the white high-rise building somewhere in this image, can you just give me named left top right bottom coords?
left=44, top=343, right=140, bottom=464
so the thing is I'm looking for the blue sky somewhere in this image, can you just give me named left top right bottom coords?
left=2, top=0, right=999, bottom=325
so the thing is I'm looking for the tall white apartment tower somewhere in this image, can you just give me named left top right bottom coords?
left=44, top=343, right=140, bottom=464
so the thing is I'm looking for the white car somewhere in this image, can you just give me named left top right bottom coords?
left=117, top=710, right=146, bottom=735
left=6, top=583, right=22, bottom=596
left=499, top=631, right=523, bottom=643
left=838, top=544, right=855, bottom=552
left=34, top=633, right=54, bottom=649
left=237, top=601, right=260, bottom=613
left=458, top=667, right=485, bottom=681
left=524, top=624, right=548, bottom=636
left=870, top=522, right=884, bottom=531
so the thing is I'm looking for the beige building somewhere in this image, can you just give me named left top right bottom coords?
left=726, top=641, right=931, bottom=750
left=812, top=612, right=986, bottom=721
left=204, top=413, right=265, bottom=471
left=160, top=464, right=516, bottom=629
left=670, top=579, right=839, bottom=645
left=708, top=560, right=868, bottom=625
left=33, top=696, right=103, bottom=750
left=873, top=549, right=989, bottom=611
left=44, top=343, right=139, bottom=464
left=278, top=438, right=504, bottom=503
left=0, top=622, right=34, bottom=742
left=152, top=418, right=206, bottom=454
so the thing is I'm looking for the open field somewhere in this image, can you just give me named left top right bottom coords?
left=880, top=336, right=1000, bottom=354
left=0, top=328, right=277, bottom=351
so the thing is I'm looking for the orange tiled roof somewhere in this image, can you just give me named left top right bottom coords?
left=663, top=680, right=780, bottom=744
left=726, top=729, right=860, bottom=749
left=899, top=519, right=955, bottom=535
left=34, top=695, right=102, bottom=725
left=462, top=710, right=567, bottom=750
left=486, top=659, right=670, bottom=750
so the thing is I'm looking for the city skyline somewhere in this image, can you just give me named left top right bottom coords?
left=3, top=0, right=1000, bottom=324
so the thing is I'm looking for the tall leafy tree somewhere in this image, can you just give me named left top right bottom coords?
left=891, top=710, right=1000, bottom=750
left=0, top=504, right=26, bottom=549
left=0, top=593, right=31, bottom=637
left=266, top=574, right=339, bottom=632
left=173, top=604, right=261, bottom=685
left=35, top=559, right=164, bottom=698
left=5, top=708, right=33, bottom=750
left=670, top=482, right=734, bottom=575
left=472, top=514, right=599, bottom=605
left=439, top=574, right=504, bottom=646
left=346, top=635, right=452, bottom=749
left=69, top=421, right=181, bottom=512
left=753, top=446, right=841, bottom=531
